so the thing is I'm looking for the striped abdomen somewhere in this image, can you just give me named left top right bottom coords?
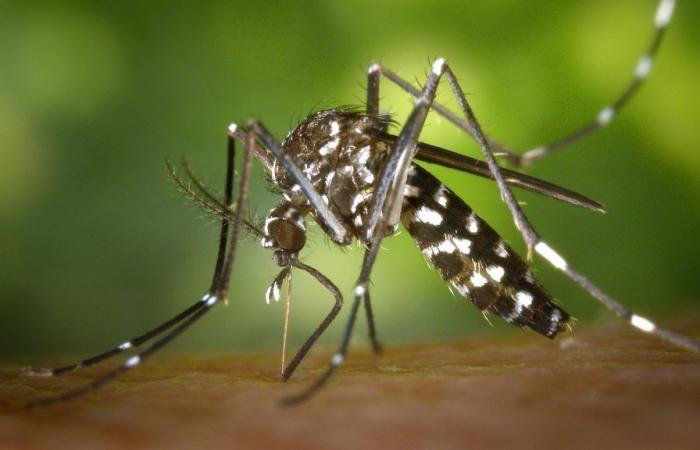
left=401, top=164, right=569, bottom=338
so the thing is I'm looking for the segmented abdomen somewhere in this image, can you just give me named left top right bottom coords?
left=401, top=164, right=569, bottom=338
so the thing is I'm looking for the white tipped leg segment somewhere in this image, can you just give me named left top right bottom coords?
left=331, top=353, right=345, bottom=367
left=432, top=57, right=447, bottom=75
left=534, top=242, right=568, bottom=270
left=630, top=314, right=657, bottom=333
left=655, top=0, right=675, bottom=28
left=124, top=355, right=141, bottom=368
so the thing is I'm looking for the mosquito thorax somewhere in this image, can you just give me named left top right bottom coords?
left=266, top=109, right=394, bottom=246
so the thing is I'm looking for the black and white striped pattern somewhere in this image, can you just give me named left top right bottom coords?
left=401, top=164, right=569, bottom=338
left=513, top=0, right=676, bottom=165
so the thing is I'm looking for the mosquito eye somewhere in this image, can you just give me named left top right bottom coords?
left=268, top=219, right=306, bottom=253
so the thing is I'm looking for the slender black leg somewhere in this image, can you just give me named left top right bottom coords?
left=280, top=261, right=343, bottom=381
left=281, top=244, right=378, bottom=406
left=435, top=60, right=699, bottom=352
left=369, top=0, right=676, bottom=168
left=508, top=0, right=676, bottom=166
left=21, top=300, right=208, bottom=379
left=21, top=134, right=243, bottom=382
left=366, top=46, right=698, bottom=352
left=283, top=60, right=449, bottom=404
left=249, top=121, right=352, bottom=247
left=25, top=124, right=255, bottom=409
left=363, top=290, right=382, bottom=354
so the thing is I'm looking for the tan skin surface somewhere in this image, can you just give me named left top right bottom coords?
left=1, top=324, right=699, bottom=450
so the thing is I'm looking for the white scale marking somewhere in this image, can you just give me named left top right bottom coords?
left=525, top=146, right=546, bottom=159
left=353, top=214, right=363, bottom=227
left=319, top=138, right=339, bottom=156
left=486, top=265, right=505, bottom=282
left=269, top=281, right=281, bottom=302
left=470, top=272, right=488, bottom=288
left=325, top=170, right=335, bottom=188
left=432, top=57, right=446, bottom=75
left=630, top=314, right=656, bottom=333
left=403, top=184, right=421, bottom=198
left=453, top=237, right=471, bottom=255
left=263, top=214, right=277, bottom=234
left=424, top=239, right=457, bottom=257
left=549, top=309, right=562, bottom=335
left=466, top=214, right=479, bottom=234
left=515, top=291, right=534, bottom=309
left=118, top=342, right=132, bottom=351
left=358, top=167, right=374, bottom=184
left=350, top=193, right=367, bottom=214
left=635, top=55, right=652, bottom=79
left=535, top=242, right=568, bottom=270
left=331, top=353, right=344, bottom=366
left=355, top=146, right=371, bottom=165
left=330, top=120, right=340, bottom=136
left=433, top=185, right=449, bottom=207
left=414, top=206, right=443, bottom=225
left=505, top=302, right=524, bottom=323
left=596, top=106, right=615, bottom=126
left=655, top=0, right=675, bottom=28
left=125, top=355, right=141, bottom=368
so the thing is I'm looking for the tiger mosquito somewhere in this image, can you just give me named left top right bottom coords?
left=22, top=0, right=697, bottom=409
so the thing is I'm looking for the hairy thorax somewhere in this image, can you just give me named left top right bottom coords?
left=270, top=109, right=393, bottom=244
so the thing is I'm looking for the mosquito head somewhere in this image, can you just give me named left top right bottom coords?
left=261, top=203, right=307, bottom=266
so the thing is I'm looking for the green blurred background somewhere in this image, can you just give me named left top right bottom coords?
left=2, top=0, right=699, bottom=361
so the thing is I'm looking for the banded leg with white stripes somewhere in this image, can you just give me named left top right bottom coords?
left=367, top=0, right=677, bottom=167
left=392, top=56, right=699, bottom=352
left=24, top=125, right=254, bottom=409
left=283, top=57, right=452, bottom=404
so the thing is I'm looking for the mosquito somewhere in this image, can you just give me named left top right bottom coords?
left=22, top=0, right=697, bottom=409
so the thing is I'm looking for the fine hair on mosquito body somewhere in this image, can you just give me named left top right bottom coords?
left=21, top=0, right=698, bottom=409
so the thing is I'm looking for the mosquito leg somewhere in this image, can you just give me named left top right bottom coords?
left=21, top=131, right=242, bottom=380
left=21, top=300, right=209, bottom=378
left=25, top=293, right=220, bottom=410
left=250, top=121, right=352, bottom=246
left=371, top=0, right=676, bottom=168
left=367, top=63, right=381, bottom=117
left=329, top=62, right=388, bottom=354
left=25, top=125, right=254, bottom=409
left=437, top=60, right=699, bottom=352
left=363, top=290, right=382, bottom=354
left=210, top=126, right=253, bottom=298
left=280, top=261, right=343, bottom=381
left=513, top=0, right=676, bottom=166
left=280, top=246, right=377, bottom=405
left=283, top=61, right=449, bottom=404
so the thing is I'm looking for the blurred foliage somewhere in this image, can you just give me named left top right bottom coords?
left=1, top=0, right=699, bottom=359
